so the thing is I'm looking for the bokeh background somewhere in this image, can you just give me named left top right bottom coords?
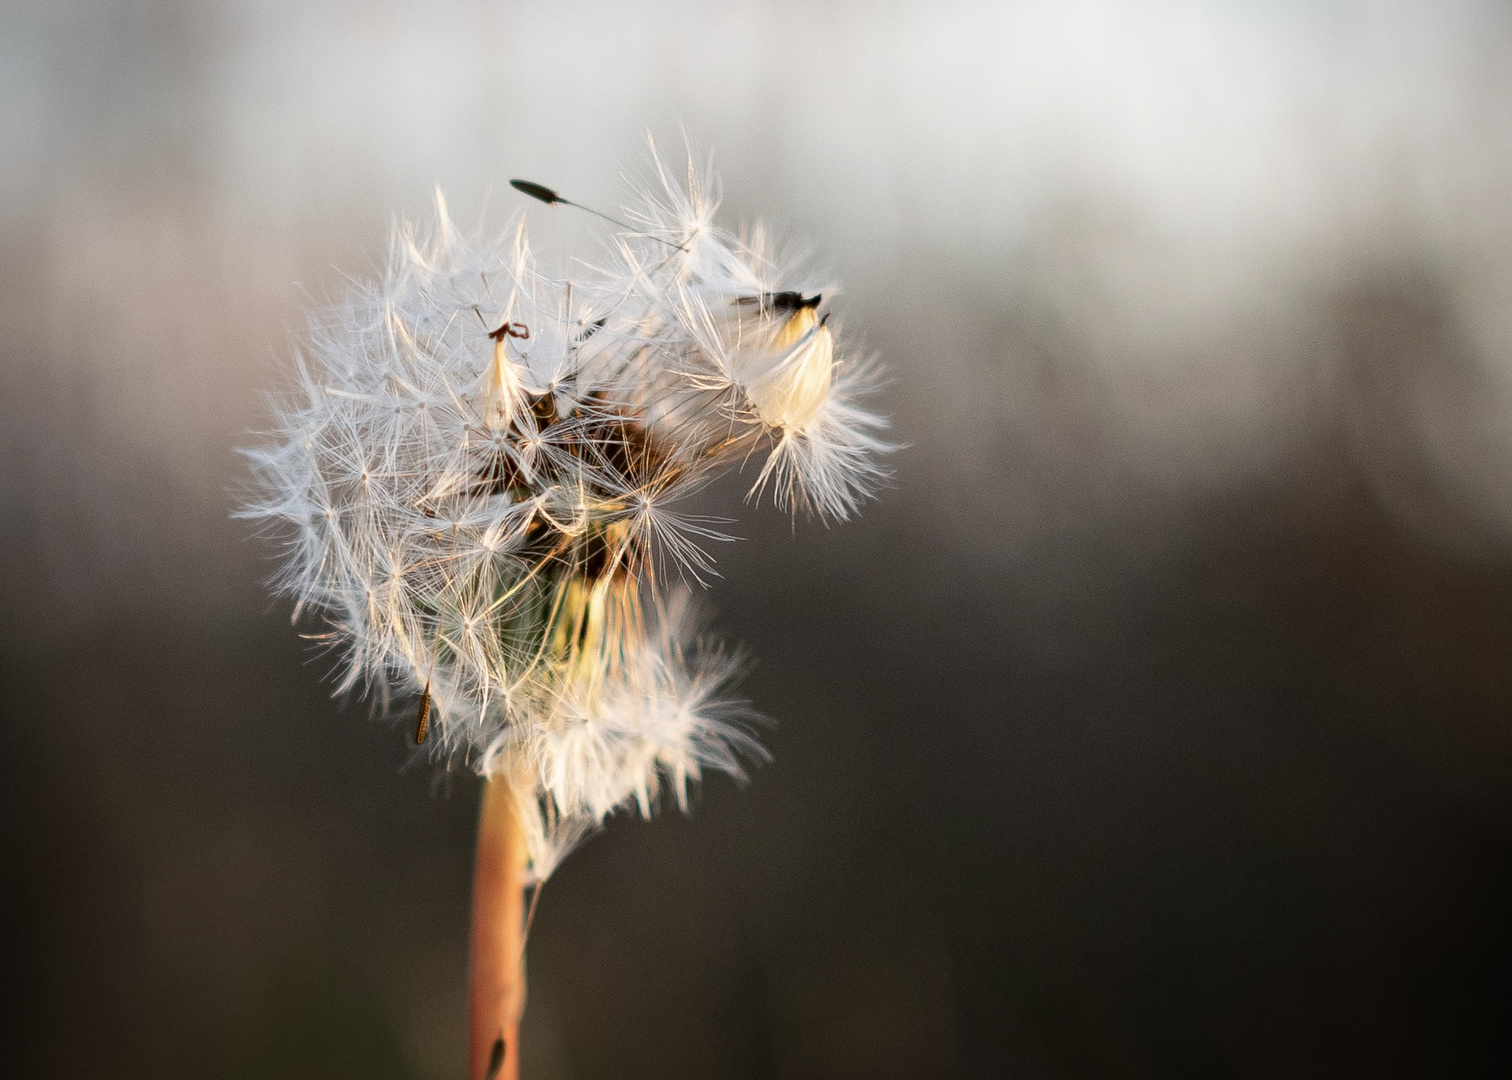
left=5, top=1, right=1512, bottom=1076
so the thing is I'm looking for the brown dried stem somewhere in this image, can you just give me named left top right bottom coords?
left=468, top=775, right=529, bottom=1080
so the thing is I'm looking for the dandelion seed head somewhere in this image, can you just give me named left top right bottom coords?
left=241, top=151, right=889, bottom=878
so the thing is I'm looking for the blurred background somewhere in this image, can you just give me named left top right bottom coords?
left=4, top=0, right=1512, bottom=1076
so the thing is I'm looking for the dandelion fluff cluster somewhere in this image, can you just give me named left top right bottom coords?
left=243, top=158, right=889, bottom=879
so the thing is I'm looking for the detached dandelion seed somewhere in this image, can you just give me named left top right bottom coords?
left=241, top=148, right=891, bottom=1080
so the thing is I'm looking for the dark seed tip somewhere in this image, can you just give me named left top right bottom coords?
left=510, top=179, right=560, bottom=205
left=752, top=291, right=824, bottom=313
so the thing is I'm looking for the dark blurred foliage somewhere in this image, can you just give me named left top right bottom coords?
left=4, top=2, right=1512, bottom=1077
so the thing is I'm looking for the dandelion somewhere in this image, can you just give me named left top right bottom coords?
left=241, top=150, right=890, bottom=1079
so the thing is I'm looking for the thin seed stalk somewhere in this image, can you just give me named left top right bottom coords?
left=469, top=775, right=529, bottom=1080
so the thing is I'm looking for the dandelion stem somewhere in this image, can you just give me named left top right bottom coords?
left=468, top=775, right=528, bottom=1080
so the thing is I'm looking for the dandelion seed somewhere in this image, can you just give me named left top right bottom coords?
left=510, top=176, right=688, bottom=251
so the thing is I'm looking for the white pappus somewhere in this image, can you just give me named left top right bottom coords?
left=240, top=154, right=892, bottom=882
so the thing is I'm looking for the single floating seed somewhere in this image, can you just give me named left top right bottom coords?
left=510, top=178, right=688, bottom=252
